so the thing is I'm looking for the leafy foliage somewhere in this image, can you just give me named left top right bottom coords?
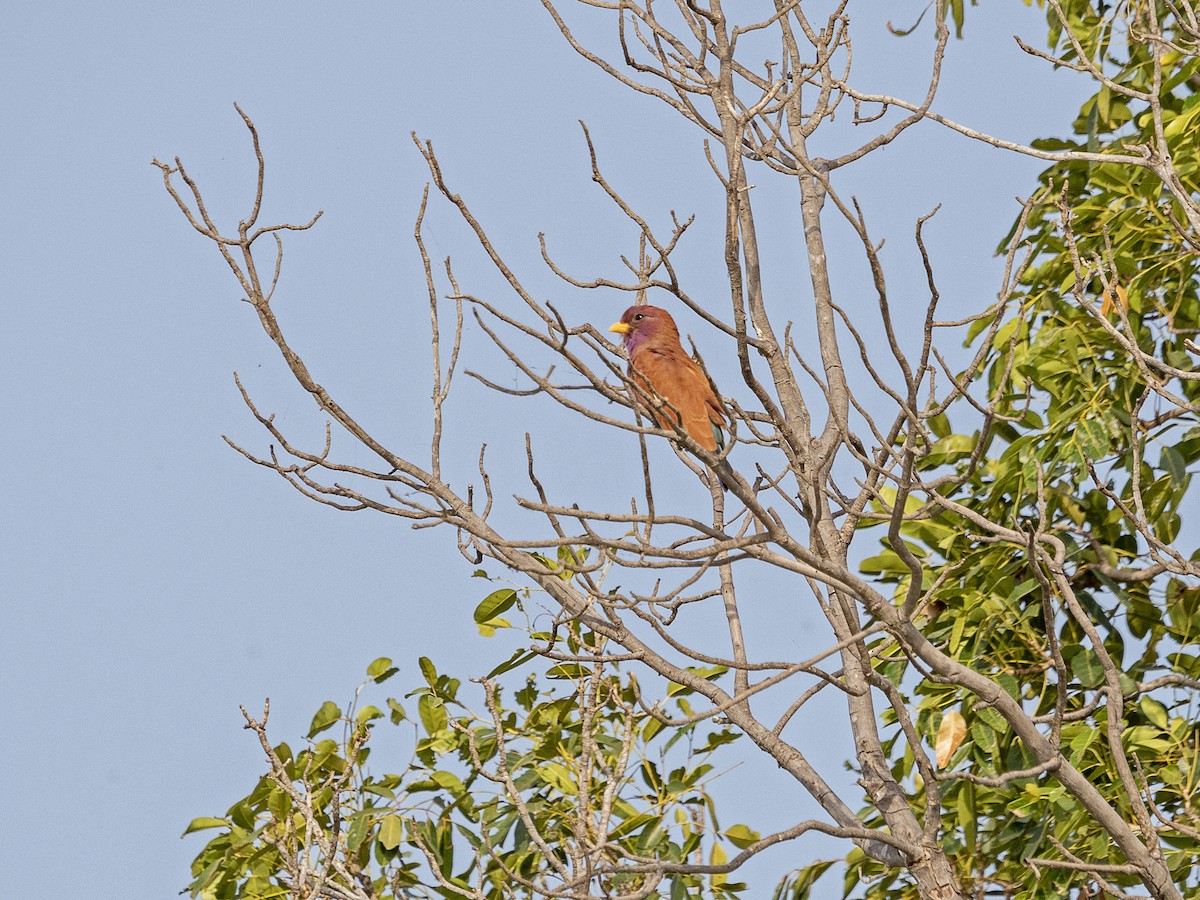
left=185, top=626, right=751, bottom=900
left=168, top=2, right=1200, bottom=899
left=793, top=2, right=1200, bottom=897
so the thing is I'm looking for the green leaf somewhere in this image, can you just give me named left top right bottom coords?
left=860, top=549, right=913, bottom=575
left=356, top=705, right=384, bottom=725
left=1096, top=85, right=1111, bottom=125
left=386, top=697, right=408, bottom=724
left=724, top=824, right=760, bottom=848
left=970, top=721, right=999, bottom=758
left=1126, top=725, right=1172, bottom=752
left=784, top=859, right=836, bottom=900
left=486, top=649, right=537, bottom=679
left=474, top=588, right=518, bottom=625
left=181, top=816, right=228, bottom=836
left=307, top=701, right=342, bottom=738
left=609, top=811, right=656, bottom=840
left=1067, top=647, right=1106, bottom=689
left=1074, top=417, right=1109, bottom=460
left=539, top=761, right=577, bottom=792
left=1161, top=445, right=1188, bottom=485
left=430, top=770, right=466, bottom=796
left=418, top=694, right=448, bottom=737
left=1139, top=696, right=1169, bottom=730
left=921, top=433, right=977, bottom=468
left=378, top=814, right=404, bottom=850
left=345, top=811, right=369, bottom=852
left=367, top=657, right=398, bottom=683
left=697, top=729, right=740, bottom=753
left=1005, top=578, right=1040, bottom=607
left=419, top=656, right=438, bottom=687
left=957, top=782, right=976, bottom=849
left=228, top=799, right=256, bottom=830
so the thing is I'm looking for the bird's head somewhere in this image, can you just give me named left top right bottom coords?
left=609, top=305, right=680, bottom=354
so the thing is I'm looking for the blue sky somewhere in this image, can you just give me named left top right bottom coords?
left=3, top=3, right=1092, bottom=897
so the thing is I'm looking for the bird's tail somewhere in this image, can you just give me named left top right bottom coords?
left=712, top=457, right=735, bottom=493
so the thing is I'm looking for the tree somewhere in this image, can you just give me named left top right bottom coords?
left=159, top=2, right=1199, bottom=898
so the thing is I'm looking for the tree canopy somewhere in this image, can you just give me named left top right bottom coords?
left=162, top=2, right=1200, bottom=898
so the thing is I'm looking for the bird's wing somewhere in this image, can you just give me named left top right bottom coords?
left=633, top=348, right=726, bottom=451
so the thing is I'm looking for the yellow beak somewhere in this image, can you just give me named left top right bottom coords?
left=609, top=322, right=632, bottom=334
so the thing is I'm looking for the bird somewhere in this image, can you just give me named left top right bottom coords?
left=609, top=305, right=730, bottom=477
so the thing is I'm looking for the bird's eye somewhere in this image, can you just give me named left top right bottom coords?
left=633, top=314, right=644, bottom=321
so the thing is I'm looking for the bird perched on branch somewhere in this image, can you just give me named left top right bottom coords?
left=609, top=304, right=732, bottom=488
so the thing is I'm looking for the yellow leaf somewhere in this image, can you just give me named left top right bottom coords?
left=1099, top=284, right=1128, bottom=318
left=711, top=841, right=728, bottom=887
left=936, top=711, right=967, bottom=768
